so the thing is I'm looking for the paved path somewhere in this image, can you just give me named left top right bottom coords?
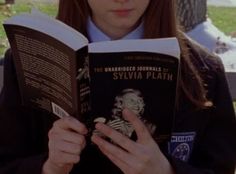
left=208, top=0, right=236, bottom=6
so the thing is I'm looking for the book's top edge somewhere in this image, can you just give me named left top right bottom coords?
left=88, top=38, right=180, bottom=59
left=4, top=12, right=89, bottom=51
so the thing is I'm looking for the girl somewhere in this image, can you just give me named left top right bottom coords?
left=0, top=0, right=236, bottom=174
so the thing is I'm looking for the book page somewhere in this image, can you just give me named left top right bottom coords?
left=4, top=12, right=88, bottom=51
left=88, top=38, right=180, bottom=143
left=89, top=38, right=180, bottom=59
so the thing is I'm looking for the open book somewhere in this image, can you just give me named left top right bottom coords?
left=3, top=11, right=180, bottom=143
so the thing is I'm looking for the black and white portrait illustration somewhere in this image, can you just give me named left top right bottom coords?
left=93, top=88, right=157, bottom=139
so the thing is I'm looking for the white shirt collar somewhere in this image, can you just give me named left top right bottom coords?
left=87, top=17, right=144, bottom=42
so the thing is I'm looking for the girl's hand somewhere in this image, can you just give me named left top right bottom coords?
left=91, top=109, right=174, bottom=174
left=42, top=116, right=88, bottom=174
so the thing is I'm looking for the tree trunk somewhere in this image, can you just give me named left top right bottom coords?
left=177, top=0, right=207, bottom=32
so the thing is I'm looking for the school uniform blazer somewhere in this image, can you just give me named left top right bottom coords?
left=0, top=38, right=236, bottom=174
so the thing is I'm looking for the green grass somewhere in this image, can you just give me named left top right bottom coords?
left=208, top=6, right=236, bottom=36
left=0, top=1, right=57, bottom=56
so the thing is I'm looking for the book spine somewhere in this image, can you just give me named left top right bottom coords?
left=74, top=47, right=91, bottom=122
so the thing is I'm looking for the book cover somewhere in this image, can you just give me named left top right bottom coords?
left=88, top=39, right=180, bottom=143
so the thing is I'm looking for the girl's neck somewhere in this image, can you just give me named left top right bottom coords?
left=92, top=18, right=141, bottom=40
left=87, top=17, right=144, bottom=42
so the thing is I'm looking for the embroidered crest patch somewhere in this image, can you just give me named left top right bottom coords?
left=168, top=132, right=196, bottom=162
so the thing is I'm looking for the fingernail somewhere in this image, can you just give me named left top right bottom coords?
left=91, top=135, right=95, bottom=141
left=91, top=134, right=99, bottom=143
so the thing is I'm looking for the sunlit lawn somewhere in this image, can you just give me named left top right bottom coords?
left=208, top=6, right=236, bottom=36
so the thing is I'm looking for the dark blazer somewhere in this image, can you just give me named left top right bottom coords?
left=0, top=39, right=236, bottom=174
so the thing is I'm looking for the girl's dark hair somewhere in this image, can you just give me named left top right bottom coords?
left=57, top=0, right=209, bottom=109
